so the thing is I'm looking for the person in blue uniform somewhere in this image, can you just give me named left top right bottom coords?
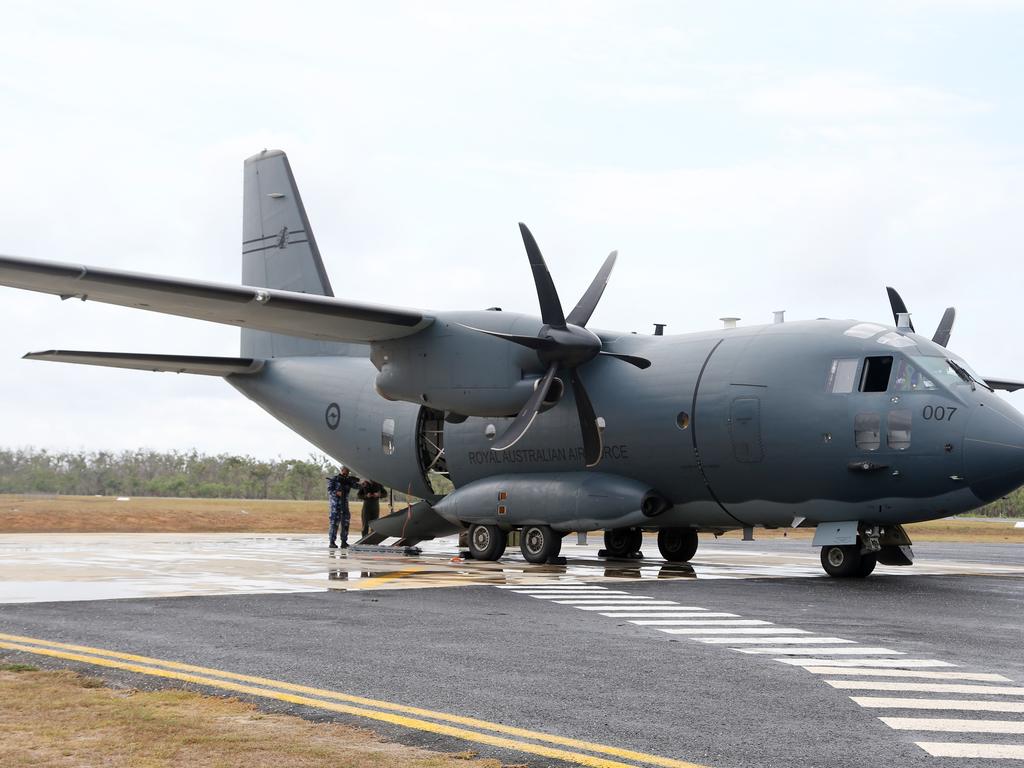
left=327, top=466, right=360, bottom=548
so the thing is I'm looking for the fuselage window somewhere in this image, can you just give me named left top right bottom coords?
left=860, top=356, right=893, bottom=393
left=888, top=409, right=912, bottom=450
left=892, top=359, right=935, bottom=392
left=382, top=418, right=396, bottom=455
left=855, top=413, right=881, bottom=451
left=827, top=358, right=859, bottom=393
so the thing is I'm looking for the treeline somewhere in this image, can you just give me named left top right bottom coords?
left=0, top=449, right=338, bottom=500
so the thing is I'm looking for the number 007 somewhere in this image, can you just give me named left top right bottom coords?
left=922, top=405, right=956, bottom=421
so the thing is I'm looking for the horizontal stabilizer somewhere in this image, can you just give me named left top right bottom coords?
left=24, top=350, right=265, bottom=377
left=0, top=255, right=431, bottom=343
left=984, top=377, right=1024, bottom=393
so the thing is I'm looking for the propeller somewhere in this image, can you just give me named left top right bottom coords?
left=464, top=223, right=651, bottom=467
left=886, top=286, right=956, bottom=348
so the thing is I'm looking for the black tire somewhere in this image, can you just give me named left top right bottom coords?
left=820, top=544, right=873, bottom=578
left=657, top=528, right=699, bottom=562
left=603, top=527, right=642, bottom=558
left=468, top=524, right=507, bottom=561
left=858, top=553, right=877, bottom=577
left=521, top=525, right=561, bottom=564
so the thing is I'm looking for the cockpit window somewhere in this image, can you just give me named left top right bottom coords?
left=860, top=356, right=893, bottom=393
left=892, top=359, right=936, bottom=392
left=913, top=357, right=966, bottom=387
left=826, top=358, right=859, bottom=393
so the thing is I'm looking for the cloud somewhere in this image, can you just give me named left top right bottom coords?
left=747, top=73, right=991, bottom=120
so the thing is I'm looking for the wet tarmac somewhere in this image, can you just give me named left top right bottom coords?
left=1, top=532, right=1021, bottom=604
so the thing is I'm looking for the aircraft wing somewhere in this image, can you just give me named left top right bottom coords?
left=23, top=350, right=265, bottom=376
left=984, top=378, right=1024, bottom=393
left=0, top=254, right=431, bottom=343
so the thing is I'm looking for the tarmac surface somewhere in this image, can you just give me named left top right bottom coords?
left=0, top=533, right=1022, bottom=767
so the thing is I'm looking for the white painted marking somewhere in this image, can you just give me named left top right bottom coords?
left=804, top=667, right=1010, bottom=682
left=518, top=591, right=630, bottom=597
left=740, top=647, right=904, bottom=655
left=509, top=593, right=610, bottom=598
left=776, top=658, right=954, bottom=668
left=598, top=614, right=708, bottom=618
left=550, top=596, right=657, bottom=603
left=650, top=627, right=809, bottom=635
left=626, top=613, right=740, bottom=622
left=493, top=585, right=589, bottom=593
left=700, top=637, right=853, bottom=645
left=572, top=603, right=683, bottom=610
left=881, top=717, right=1024, bottom=734
left=854, top=697, right=1024, bottom=713
left=494, top=584, right=587, bottom=589
left=635, top=619, right=772, bottom=626
left=829, top=680, right=1024, bottom=695
left=916, top=742, right=1024, bottom=759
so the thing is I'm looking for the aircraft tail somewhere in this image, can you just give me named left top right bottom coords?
left=241, top=150, right=364, bottom=358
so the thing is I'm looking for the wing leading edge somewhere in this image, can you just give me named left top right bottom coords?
left=0, top=254, right=431, bottom=343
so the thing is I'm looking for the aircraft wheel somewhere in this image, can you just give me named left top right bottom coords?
left=658, top=528, right=698, bottom=562
left=468, top=524, right=507, bottom=561
left=858, top=553, right=877, bottom=577
left=820, top=544, right=873, bottom=578
left=521, top=525, right=561, bottom=564
left=603, top=527, right=642, bottom=557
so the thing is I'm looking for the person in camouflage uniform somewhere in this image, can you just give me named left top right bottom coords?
left=327, top=466, right=360, bottom=548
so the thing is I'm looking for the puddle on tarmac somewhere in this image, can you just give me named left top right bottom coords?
left=0, top=533, right=1019, bottom=604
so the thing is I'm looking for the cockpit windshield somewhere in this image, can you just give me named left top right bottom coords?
left=913, top=356, right=980, bottom=388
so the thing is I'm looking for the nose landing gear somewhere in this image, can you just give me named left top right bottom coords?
left=820, top=544, right=877, bottom=578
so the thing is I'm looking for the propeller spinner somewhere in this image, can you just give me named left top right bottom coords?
left=464, top=223, right=650, bottom=467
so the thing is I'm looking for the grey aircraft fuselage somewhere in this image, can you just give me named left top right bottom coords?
left=230, top=311, right=1024, bottom=533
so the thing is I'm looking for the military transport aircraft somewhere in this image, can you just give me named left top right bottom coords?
left=2, top=150, right=1023, bottom=577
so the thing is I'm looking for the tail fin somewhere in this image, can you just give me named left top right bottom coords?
left=241, top=149, right=363, bottom=358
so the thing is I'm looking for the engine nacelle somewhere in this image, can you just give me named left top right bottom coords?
left=433, top=472, right=672, bottom=531
left=371, top=312, right=545, bottom=416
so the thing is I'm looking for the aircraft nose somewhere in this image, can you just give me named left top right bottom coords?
left=964, top=398, right=1024, bottom=503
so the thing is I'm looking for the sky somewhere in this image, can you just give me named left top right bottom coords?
left=1, top=1, right=1022, bottom=460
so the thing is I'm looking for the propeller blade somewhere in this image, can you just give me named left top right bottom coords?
left=458, top=324, right=547, bottom=350
left=932, top=307, right=956, bottom=348
left=570, top=368, right=603, bottom=468
left=491, top=363, right=559, bottom=452
left=566, top=251, right=617, bottom=328
left=598, top=351, right=652, bottom=369
left=519, top=223, right=566, bottom=329
left=885, top=287, right=916, bottom=333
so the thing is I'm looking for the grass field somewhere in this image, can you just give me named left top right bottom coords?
left=0, top=664, right=500, bottom=768
left=0, top=494, right=1021, bottom=543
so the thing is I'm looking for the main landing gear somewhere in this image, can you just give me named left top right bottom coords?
left=468, top=524, right=507, bottom=561
left=601, top=527, right=700, bottom=562
left=466, top=523, right=563, bottom=563
left=657, top=528, right=699, bottom=563
left=602, top=527, right=643, bottom=558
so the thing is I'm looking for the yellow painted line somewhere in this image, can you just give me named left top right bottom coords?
left=349, top=566, right=429, bottom=590
left=0, top=633, right=707, bottom=768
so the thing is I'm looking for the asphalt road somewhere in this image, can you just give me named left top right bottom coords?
left=1, top=540, right=1022, bottom=768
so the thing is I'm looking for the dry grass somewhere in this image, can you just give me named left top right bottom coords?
left=0, top=495, right=1021, bottom=543
left=0, top=495, right=357, bottom=534
left=0, top=666, right=501, bottom=768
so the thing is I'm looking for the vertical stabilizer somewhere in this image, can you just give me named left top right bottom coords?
left=241, top=150, right=363, bottom=358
